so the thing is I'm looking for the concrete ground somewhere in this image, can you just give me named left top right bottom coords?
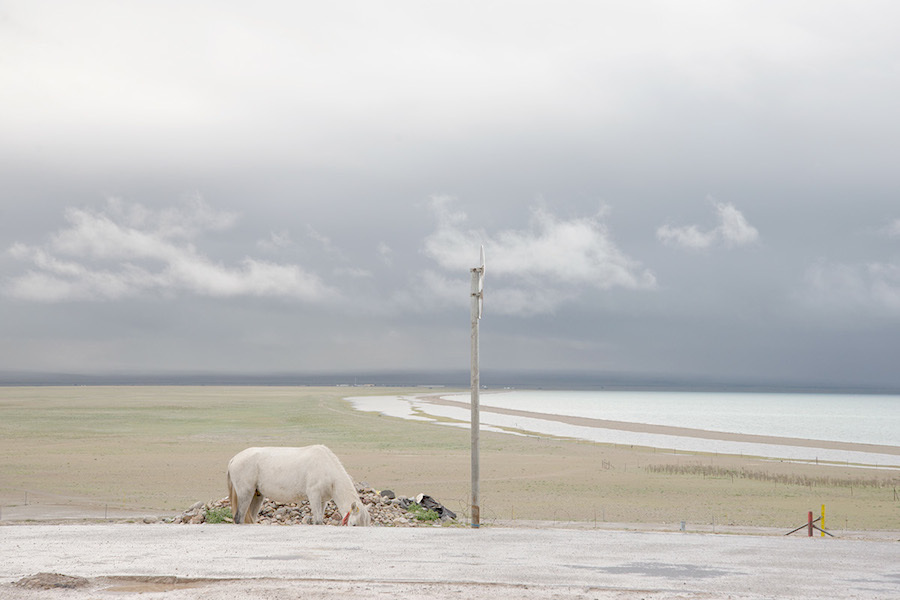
left=1, top=523, right=898, bottom=599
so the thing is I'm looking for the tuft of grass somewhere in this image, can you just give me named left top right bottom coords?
left=204, top=506, right=233, bottom=524
left=406, top=502, right=440, bottom=521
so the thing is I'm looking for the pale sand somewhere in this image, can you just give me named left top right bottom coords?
left=0, top=386, right=897, bottom=531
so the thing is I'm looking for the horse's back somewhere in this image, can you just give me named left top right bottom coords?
left=255, top=446, right=343, bottom=480
left=233, top=445, right=335, bottom=468
left=229, top=445, right=328, bottom=466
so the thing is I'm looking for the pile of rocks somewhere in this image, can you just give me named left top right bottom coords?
left=172, top=486, right=457, bottom=527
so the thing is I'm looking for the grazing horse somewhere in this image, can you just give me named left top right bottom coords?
left=227, top=445, right=371, bottom=526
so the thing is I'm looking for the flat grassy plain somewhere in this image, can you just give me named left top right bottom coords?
left=1, top=386, right=897, bottom=531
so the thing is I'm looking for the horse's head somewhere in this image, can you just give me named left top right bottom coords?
left=342, top=501, right=371, bottom=526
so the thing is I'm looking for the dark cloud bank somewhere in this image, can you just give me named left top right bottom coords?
left=3, top=2, right=900, bottom=392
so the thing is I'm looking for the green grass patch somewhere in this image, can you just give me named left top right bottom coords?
left=406, top=502, right=440, bottom=521
left=204, top=506, right=233, bottom=524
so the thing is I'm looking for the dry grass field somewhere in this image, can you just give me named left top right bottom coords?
left=1, top=386, right=897, bottom=531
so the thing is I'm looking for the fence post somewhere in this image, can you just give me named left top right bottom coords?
left=785, top=509, right=833, bottom=537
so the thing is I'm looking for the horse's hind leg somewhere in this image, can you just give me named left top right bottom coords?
left=228, top=472, right=247, bottom=524
left=232, top=489, right=250, bottom=524
left=246, top=490, right=264, bottom=524
left=308, top=491, right=325, bottom=524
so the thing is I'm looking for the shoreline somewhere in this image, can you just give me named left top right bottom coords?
left=423, top=395, right=900, bottom=457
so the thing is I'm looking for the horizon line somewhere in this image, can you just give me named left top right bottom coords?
left=1, top=369, right=899, bottom=395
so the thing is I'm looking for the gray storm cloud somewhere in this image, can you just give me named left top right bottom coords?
left=3, top=2, right=900, bottom=387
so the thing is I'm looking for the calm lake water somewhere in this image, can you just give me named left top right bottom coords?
left=348, top=390, right=900, bottom=468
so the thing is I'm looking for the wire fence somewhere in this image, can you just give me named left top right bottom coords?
left=644, top=463, right=900, bottom=490
left=0, top=488, right=164, bottom=521
left=4, top=460, right=898, bottom=529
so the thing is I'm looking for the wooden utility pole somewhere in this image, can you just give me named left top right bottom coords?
left=470, top=246, right=485, bottom=528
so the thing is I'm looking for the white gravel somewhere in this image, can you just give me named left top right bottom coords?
left=1, top=523, right=897, bottom=599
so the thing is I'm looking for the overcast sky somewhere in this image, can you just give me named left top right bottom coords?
left=3, top=1, right=900, bottom=388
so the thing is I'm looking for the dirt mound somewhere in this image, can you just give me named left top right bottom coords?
left=14, top=573, right=89, bottom=590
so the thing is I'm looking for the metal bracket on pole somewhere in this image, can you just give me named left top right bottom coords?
left=470, top=246, right=484, bottom=528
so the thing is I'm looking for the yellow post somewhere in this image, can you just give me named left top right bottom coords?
left=821, top=504, right=825, bottom=537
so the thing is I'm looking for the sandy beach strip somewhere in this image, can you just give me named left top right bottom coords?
left=422, top=394, right=900, bottom=456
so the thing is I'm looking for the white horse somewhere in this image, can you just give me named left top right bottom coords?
left=227, top=445, right=371, bottom=526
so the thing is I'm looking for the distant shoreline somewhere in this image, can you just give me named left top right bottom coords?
left=3, top=371, right=900, bottom=395
left=424, top=395, right=900, bottom=457
left=349, top=391, right=900, bottom=468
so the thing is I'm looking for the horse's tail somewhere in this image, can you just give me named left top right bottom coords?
left=227, top=469, right=241, bottom=524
